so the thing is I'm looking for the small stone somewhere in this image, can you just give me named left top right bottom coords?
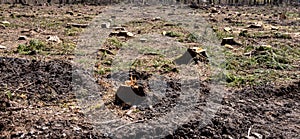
left=18, top=36, right=28, bottom=40
left=154, top=16, right=161, bottom=20
left=101, top=22, right=110, bottom=28
left=153, top=17, right=161, bottom=20
left=126, top=32, right=134, bottom=37
left=47, top=35, right=61, bottom=43
left=224, top=27, right=232, bottom=32
left=140, top=38, right=147, bottom=43
left=0, top=45, right=7, bottom=49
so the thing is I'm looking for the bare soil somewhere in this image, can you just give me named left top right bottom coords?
left=0, top=4, right=299, bottom=139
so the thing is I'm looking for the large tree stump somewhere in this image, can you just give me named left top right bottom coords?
left=115, top=85, right=146, bottom=107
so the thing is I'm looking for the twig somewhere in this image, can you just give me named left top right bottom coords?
left=113, top=120, right=145, bottom=131
left=93, top=119, right=122, bottom=125
left=247, top=125, right=253, bottom=137
left=6, top=106, right=26, bottom=111
left=12, top=82, right=34, bottom=94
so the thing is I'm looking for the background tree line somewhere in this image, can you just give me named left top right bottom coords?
left=0, top=0, right=298, bottom=5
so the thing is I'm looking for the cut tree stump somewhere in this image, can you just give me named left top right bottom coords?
left=271, top=26, right=279, bottom=30
left=248, top=23, right=262, bottom=28
left=101, top=23, right=110, bottom=28
left=115, top=85, right=146, bottom=107
left=109, top=30, right=134, bottom=37
left=0, top=45, right=7, bottom=49
left=221, top=37, right=241, bottom=45
left=66, top=23, right=89, bottom=28
left=174, top=47, right=207, bottom=65
left=18, top=36, right=28, bottom=40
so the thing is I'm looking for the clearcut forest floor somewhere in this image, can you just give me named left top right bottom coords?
left=0, top=4, right=299, bottom=139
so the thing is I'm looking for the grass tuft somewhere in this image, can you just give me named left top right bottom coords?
left=17, top=39, right=48, bottom=55
left=165, top=31, right=183, bottom=37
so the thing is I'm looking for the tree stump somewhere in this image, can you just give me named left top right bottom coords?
left=221, top=37, right=241, bottom=45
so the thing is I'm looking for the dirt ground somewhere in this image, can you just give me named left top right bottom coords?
left=0, top=3, right=299, bottom=139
